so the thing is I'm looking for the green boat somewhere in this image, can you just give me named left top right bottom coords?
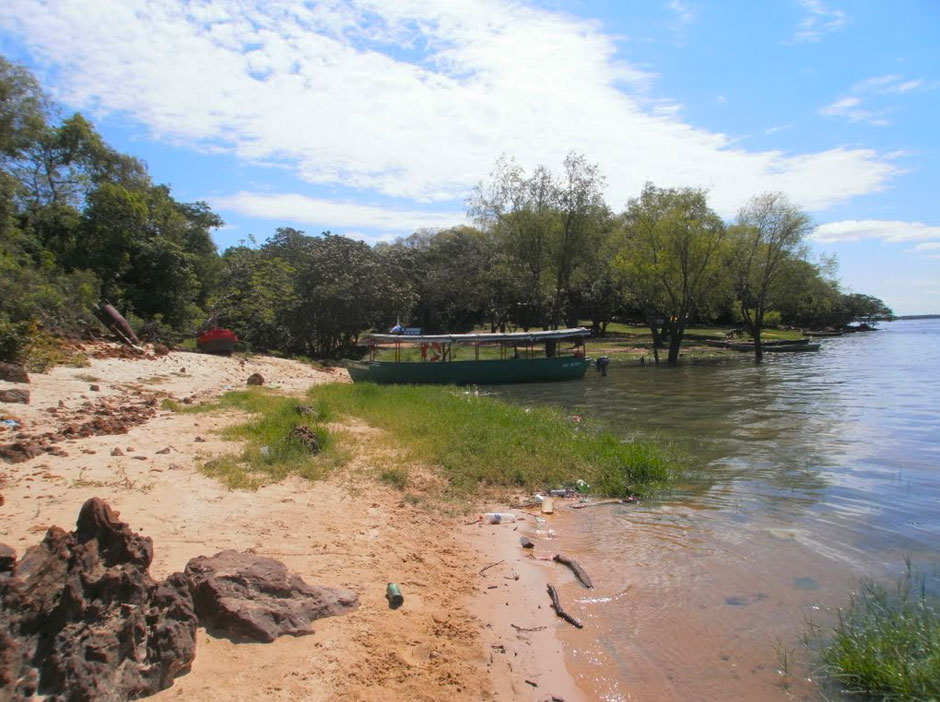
left=346, top=328, right=592, bottom=385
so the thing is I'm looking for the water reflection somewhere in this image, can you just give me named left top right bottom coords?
left=490, top=320, right=940, bottom=700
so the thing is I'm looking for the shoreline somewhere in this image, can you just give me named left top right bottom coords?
left=1, top=344, right=586, bottom=700
left=463, top=511, right=588, bottom=702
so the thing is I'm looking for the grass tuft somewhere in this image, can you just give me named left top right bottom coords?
left=307, top=383, right=678, bottom=497
left=818, top=561, right=940, bottom=701
left=195, top=389, right=346, bottom=490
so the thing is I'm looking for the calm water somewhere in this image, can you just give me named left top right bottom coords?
left=491, top=319, right=940, bottom=701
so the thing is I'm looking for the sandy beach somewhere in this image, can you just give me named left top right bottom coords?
left=1, top=343, right=586, bottom=701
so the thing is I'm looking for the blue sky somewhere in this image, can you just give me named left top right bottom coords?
left=1, top=0, right=938, bottom=314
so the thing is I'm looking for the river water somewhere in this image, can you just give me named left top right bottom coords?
left=490, top=319, right=940, bottom=701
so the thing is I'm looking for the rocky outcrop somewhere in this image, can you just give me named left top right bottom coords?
left=184, top=550, right=359, bottom=642
left=0, top=498, right=197, bottom=702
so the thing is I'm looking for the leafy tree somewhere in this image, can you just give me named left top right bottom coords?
left=617, top=183, right=726, bottom=364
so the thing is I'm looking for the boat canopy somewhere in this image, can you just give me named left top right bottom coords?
left=365, top=327, right=591, bottom=345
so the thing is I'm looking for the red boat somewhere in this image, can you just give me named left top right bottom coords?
left=197, top=328, right=239, bottom=355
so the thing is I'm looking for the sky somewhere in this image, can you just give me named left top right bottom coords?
left=1, top=0, right=938, bottom=315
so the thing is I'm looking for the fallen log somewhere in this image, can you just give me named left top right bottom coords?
left=553, top=553, right=593, bottom=589
left=546, top=584, right=583, bottom=629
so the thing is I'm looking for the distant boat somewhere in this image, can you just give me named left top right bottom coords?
left=345, top=328, right=591, bottom=385
left=197, top=328, right=239, bottom=355
left=804, top=330, right=843, bottom=337
left=703, top=339, right=820, bottom=352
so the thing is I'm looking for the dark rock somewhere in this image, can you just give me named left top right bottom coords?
left=89, top=384, right=100, bottom=392
left=156, top=447, right=171, bottom=455
left=0, top=543, right=15, bottom=573
left=110, top=447, right=124, bottom=456
left=0, top=363, right=29, bottom=384
left=0, top=441, right=43, bottom=464
left=246, top=373, right=264, bottom=386
left=290, top=425, right=320, bottom=454
left=153, top=343, right=170, bottom=356
left=0, top=498, right=197, bottom=701
left=194, top=436, right=205, bottom=443
left=0, top=389, right=29, bottom=405
left=184, top=550, right=358, bottom=643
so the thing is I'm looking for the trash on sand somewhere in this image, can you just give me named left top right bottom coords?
left=480, top=513, right=517, bottom=524
left=1, top=419, right=19, bottom=428
left=520, top=537, right=534, bottom=549
left=386, top=583, right=404, bottom=609
left=549, top=489, right=567, bottom=498
left=575, top=479, right=590, bottom=493
left=540, top=497, right=554, bottom=514
left=533, top=493, right=545, bottom=504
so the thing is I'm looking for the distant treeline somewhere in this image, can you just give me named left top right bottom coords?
left=1, top=56, right=893, bottom=366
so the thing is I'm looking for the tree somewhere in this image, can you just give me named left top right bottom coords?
left=617, top=183, right=726, bottom=364
left=731, top=192, right=811, bottom=361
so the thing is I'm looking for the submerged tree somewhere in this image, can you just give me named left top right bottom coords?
left=730, top=192, right=811, bottom=361
left=617, top=183, right=726, bottom=364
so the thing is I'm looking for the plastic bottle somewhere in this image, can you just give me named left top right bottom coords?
left=480, top=512, right=517, bottom=524
left=575, top=479, right=590, bottom=493
left=550, top=489, right=567, bottom=498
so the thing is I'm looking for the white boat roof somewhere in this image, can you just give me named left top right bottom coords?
left=367, top=327, right=591, bottom=344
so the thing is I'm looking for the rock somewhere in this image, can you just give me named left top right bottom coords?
left=0, top=441, right=43, bottom=464
left=0, top=498, right=197, bottom=701
left=153, top=343, right=170, bottom=356
left=290, top=425, right=320, bottom=454
left=0, top=543, right=15, bottom=573
left=184, top=550, right=358, bottom=643
left=0, top=363, right=29, bottom=384
left=156, top=447, right=171, bottom=454
left=89, top=384, right=100, bottom=392
left=246, top=373, right=264, bottom=386
left=194, top=436, right=206, bottom=443
left=0, top=389, right=29, bottom=405
left=110, top=447, right=124, bottom=456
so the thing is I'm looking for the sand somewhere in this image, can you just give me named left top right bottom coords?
left=0, top=343, right=584, bottom=701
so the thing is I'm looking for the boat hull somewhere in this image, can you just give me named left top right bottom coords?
left=345, top=356, right=590, bottom=385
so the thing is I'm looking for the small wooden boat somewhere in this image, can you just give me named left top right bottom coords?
left=722, top=341, right=820, bottom=353
left=804, top=330, right=843, bottom=337
left=346, top=328, right=591, bottom=385
left=197, top=328, right=239, bottom=355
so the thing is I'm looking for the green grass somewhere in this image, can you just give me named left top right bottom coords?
left=188, top=389, right=346, bottom=489
left=818, top=562, right=940, bottom=701
left=307, top=383, right=678, bottom=497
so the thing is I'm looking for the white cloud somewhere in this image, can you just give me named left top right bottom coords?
left=813, top=220, right=940, bottom=244
left=668, top=0, right=694, bottom=26
left=790, top=0, right=847, bottom=43
left=0, top=0, right=898, bottom=217
left=819, top=96, right=890, bottom=126
left=820, top=73, right=934, bottom=126
left=764, top=124, right=793, bottom=135
left=210, top=191, right=465, bottom=238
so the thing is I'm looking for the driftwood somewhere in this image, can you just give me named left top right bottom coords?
left=546, top=584, right=582, bottom=628
left=553, top=553, right=593, bottom=589
left=95, top=303, right=143, bottom=350
left=479, top=560, right=503, bottom=575
left=569, top=498, right=636, bottom=509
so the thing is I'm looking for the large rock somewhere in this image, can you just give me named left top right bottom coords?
left=184, top=550, right=358, bottom=643
left=0, top=498, right=197, bottom=702
left=0, top=389, right=29, bottom=405
left=0, top=364, right=29, bottom=384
